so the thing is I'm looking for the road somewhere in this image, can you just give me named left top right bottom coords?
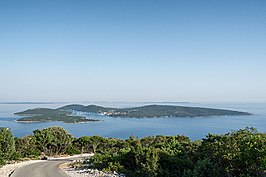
left=11, top=156, right=89, bottom=177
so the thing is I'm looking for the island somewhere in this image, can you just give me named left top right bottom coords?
left=14, top=104, right=251, bottom=123
left=14, top=108, right=99, bottom=123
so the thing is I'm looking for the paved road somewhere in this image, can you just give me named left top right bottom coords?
left=11, top=157, right=86, bottom=177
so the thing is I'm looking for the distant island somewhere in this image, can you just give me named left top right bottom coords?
left=14, top=108, right=99, bottom=123
left=14, top=104, right=251, bottom=123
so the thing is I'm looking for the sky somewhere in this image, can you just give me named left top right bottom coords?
left=0, top=0, right=265, bottom=103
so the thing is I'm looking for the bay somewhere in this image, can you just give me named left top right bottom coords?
left=0, top=102, right=265, bottom=141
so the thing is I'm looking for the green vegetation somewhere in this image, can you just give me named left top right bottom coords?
left=15, top=104, right=251, bottom=123
left=111, top=105, right=251, bottom=118
left=1, top=126, right=265, bottom=176
left=0, top=128, right=16, bottom=165
left=86, top=128, right=266, bottom=177
left=15, top=108, right=99, bottom=123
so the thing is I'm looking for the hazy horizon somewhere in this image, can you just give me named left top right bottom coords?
left=1, top=0, right=265, bottom=103
left=1, top=101, right=266, bottom=105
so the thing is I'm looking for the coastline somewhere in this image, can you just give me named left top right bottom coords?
left=15, top=120, right=44, bottom=123
left=15, top=119, right=101, bottom=124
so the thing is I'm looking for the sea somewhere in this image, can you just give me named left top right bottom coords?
left=0, top=102, right=265, bottom=141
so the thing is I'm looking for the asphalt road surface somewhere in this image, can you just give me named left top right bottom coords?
left=11, top=157, right=83, bottom=177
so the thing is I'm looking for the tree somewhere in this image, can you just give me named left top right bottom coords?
left=0, top=128, right=15, bottom=164
left=15, top=135, right=40, bottom=158
left=33, top=126, right=73, bottom=156
left=73, top=136, right=95, bottom=153
left=73, top=135, right=108, bottom=154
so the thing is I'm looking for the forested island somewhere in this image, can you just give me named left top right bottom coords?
left=14, top=108, right=99, bottom=123
left=0, top=126, right=265, bottom=177
left=14, top=104, right=251, bottom=123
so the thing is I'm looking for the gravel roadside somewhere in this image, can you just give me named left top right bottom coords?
left=63, top=167, right=125, bottom=177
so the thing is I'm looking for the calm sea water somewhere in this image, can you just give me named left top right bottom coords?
left=0, top=102, right=265, bottom=141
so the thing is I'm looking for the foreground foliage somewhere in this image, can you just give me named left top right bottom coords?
left=87, top=128, right=266, bottom=177
left=0, top=126, right=265, bottom=177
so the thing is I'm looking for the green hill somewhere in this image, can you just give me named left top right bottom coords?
left=57, top=104, right=114, bottom=113
left=112, top=105, right=251, bottom=118
left=15, top=107, right=99, bottom=123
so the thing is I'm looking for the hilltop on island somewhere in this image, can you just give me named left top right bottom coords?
left=14, top=104, right=251, bottom=123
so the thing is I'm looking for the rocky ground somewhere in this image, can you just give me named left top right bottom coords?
left=60, top=158, right=125, bottom=177
left=63, top=168, right=125, bottom=177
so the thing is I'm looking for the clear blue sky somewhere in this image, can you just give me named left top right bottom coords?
left=0, top=0, right=265, bottom=103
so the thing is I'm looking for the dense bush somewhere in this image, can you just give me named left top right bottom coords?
left=0, top=126, right=265, bottom=177
left=196, top=128, right=266, bottom=177
left=33, top=126, right=74, bottom=156
left=15, top=135, right=41, bottom=158
left=88, top=128, right=266, bottom=177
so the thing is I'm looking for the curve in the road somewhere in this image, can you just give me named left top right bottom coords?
left=11, top=159, right=74, bottom=177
